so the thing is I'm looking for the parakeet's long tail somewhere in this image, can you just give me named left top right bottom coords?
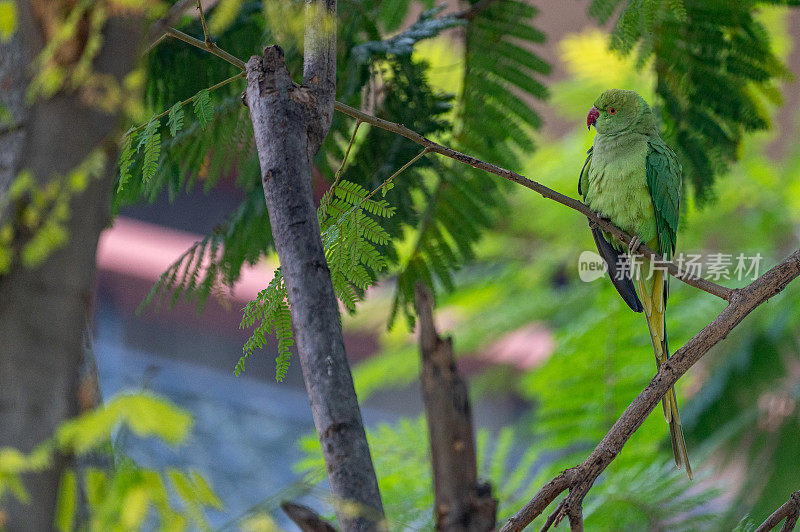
left=637, top=268, right=693, bottom=480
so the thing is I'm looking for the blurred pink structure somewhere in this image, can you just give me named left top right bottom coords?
left=96, top=216, right=273, bottom=305
left=482, top=325, right=555, bottom=370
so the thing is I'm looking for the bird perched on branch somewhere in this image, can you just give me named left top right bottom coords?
left=580, top=89, right=691, bottom=479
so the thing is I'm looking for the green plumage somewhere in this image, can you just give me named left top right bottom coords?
left=580, top=89, right=691, bottom=478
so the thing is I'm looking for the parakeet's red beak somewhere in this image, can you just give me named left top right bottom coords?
left=587, top=106, right=599, bottom=129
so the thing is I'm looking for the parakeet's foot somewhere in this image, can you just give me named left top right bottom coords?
left=628, top=236, right=641, bottom=255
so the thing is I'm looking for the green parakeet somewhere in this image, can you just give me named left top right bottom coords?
left=580, top=89, right=692, bottom=479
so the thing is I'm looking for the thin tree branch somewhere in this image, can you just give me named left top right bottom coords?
left=566, top=503, right=583, bottom=532
left=162, top=26, right=246, bottom=69
left=332, top=101, right=734, bottom=301
left=504, top=471, right=574, bottom=532
left=196, top=0, right=211, bottom=44
left=500, top=248, right=800, bottom=532
left=331, top=120, right=361, bottom=189
left=414, top=284, right=497, bottom=531
left=363, top=148, right=429, bottom=202
left=756, top=491, right=800, bottom=532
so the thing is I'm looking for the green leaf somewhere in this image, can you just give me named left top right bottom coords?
left=120, top=487, right=150, bottom=529
left=238, top=268, right=295, bottom=381
left=0, top=0, right=16, bottom=41
left=57, top=394, right=192, bottom=453
left=83, top=468, right=108, bottom=509
left=55, top=469, right=78, bottom=532
left=192, top=89, right=213, bottom=130
left=167, top=101, right=185, bottom=136
left=139, top=116, right=161, bottom=185
left=167, top=468, right=219, bottom=531
left=117, top=130, right=136, bottom=193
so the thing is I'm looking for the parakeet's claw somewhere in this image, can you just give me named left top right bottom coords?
left=628, top=236, right=641, bottom=255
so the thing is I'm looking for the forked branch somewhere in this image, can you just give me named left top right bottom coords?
left=500, top=249, right=800, bottom=532
left=756, top=491, right=800, bottom=532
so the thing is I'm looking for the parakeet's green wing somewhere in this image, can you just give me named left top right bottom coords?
left=645, top=139, right=681, bottom=260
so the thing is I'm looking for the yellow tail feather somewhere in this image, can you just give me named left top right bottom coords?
left=666, top=387, right=693, bottom=480
left=637, top=267, right=693, bottom=478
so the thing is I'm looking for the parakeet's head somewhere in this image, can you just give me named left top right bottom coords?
left=586, top=89, right=654, bottom=134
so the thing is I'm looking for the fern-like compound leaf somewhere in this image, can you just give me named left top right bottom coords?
left=167, top=101, right=185, bottom=136
left=116, top=130, right=135, bottom=193
left=237, top=268, right=295, bottom=381
left=139, top=116, right=161, bottom=186
left=192, top=89, right=213, bottom=130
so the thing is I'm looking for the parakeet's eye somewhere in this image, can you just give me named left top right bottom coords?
left=608, top=107, right=617, bottom=115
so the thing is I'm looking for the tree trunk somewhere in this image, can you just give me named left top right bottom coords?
left=414, top=284, right=497, bottom=531
left=244, top=2, right=385, bottom=529
left=0, top=4, right=140, bottom=529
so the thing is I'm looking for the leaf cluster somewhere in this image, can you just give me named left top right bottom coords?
left=0, top=393, right=223, bottom=531
left=388, top=0, right=550, bottom=325
left=0, top=150, right=107, bottom=274
left=319, top=180, right=395, bottom=311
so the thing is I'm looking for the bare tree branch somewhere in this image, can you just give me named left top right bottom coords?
left=756, top=491, right=800, bottom=532
left=500, top=249, right=800, bottom=532
left=196, top=0, right=211, bottom=44
left=414, top=284, right=497, bottom=531
left=303, top=0, right=337, bottom=154
left=159, top=26, right=245, bottom=69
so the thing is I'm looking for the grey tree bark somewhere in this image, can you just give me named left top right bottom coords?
left=244, top=2, right=385, bottom=530
left=0, top=3, right=141, bottom=529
